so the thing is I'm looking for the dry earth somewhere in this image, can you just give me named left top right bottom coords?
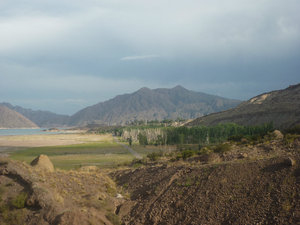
left=0, top=133, right=112, bottom=147
left=112, top=137, right=300, bottom=225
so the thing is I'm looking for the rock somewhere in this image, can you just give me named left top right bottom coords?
left=79, top=166, right=98, bottom=172
left=201, top=153, right=221, bottom=164
left=238, top=153, right=248, bottom=159
left=272, top=130, right=284, bottom=140
left=285, top=157, right=296, bottom=167
left=116, top=193, right=124, bottom=199
left=30, top=155, right=54, bottom=172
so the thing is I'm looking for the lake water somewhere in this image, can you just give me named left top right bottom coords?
left=0, top=128, right=65, bottom=136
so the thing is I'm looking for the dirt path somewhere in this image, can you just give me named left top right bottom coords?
left=113, top=137, right=142, bottom=159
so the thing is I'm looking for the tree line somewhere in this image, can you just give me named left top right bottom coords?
left=128, top=123, right=274, bottom=146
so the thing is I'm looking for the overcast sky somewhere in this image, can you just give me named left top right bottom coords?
left=1, top=0, right=299, bottom=115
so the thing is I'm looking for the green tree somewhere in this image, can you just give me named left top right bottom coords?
left=138, top=133, right=148, bottom=146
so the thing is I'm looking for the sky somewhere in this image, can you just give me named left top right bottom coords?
left=1, top=0, right=299, bottom=115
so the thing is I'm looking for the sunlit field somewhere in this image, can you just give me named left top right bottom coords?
left=5, top=133, right=163, bottom=170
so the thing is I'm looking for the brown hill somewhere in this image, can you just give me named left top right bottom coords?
left=187, top=83, right=300, bottom=129
left=0, top=102, right=70, bottom=127
left=0, top=105, right=38, bottom=128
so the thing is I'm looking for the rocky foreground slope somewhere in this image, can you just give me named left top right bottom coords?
left=0, top=156, right=122, bottom=225
left=187, top=83, right=300, bottom=129
left=1, top=134, right=299, bottom=224
left=113, top=136, right=300, bottom=225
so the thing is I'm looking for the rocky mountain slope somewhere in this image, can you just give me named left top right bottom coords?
left=69, top=86, right=241, bottom=126
left=187, top=83, right=300, bottom=129
left=0, top=105, right=38, bottom=128
left=0, top=103, right=69, bottom=128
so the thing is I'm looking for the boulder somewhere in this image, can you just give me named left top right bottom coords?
left=79, top=166, right=98, bottom=172
left=30, top=155, right=54, bottom=172
left=272, top=130, right=284, bottom=140
left=284, top=157, right=296, bottom=167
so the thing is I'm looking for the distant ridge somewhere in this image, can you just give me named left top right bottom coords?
left=187, top=84, right=300, bottom=129
left=69, top=86, right=241, bottom=126
left=1, top=103, right=70, bottom=127
left=0, top=105, right=38, bottom=128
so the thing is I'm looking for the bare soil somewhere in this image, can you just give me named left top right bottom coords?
left=113, top=138, right=300, bottom=225
left=0, top=133, right=112, bottom=147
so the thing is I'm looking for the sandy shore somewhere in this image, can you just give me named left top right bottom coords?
left=0, top=133, right=113, bottom=148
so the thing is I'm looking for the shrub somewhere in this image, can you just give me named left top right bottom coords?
left=175, top=150, right=196, bottom=160
left=11, top=192, right=27, bottom=209
left=228, top=134, right=244, bottom=142
left=138, top=133, right=148, bottom=146
left=131, top=158, right=147, bottom=167
left=284, top=134, right=298, bottom=145
left=214, top=143, right=231, bottom=153
left=147, top=151, right=163, bottom=161
left=106, top=212, right=120, bottom=225
left=181, top=150, right=194, bottom=160
left=198, top=147, right=212, bottom=155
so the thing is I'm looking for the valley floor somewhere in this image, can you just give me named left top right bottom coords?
left=0, top=133, right=109, bottom=147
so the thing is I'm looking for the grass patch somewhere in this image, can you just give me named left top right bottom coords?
left=53, top=154, right=134, bottom=170
left=11, top=192, right=27, bottom=209
left=131, top=145, right=175, bottom=156
left=106, top=212, right=121, bottom=225
left=10, top=142, right=120, bottom=157
left=10, top=142, right=136, bottom=170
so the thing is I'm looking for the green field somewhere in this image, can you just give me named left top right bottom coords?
left=9, top=141, right=165, bottom=170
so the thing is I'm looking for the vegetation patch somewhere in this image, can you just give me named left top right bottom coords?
left=11, top=192, right=27, bottom=209
left=106, top=212, right=121, bottom=225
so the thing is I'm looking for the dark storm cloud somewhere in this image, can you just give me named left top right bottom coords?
left=0, top=0, right=299, bottom=114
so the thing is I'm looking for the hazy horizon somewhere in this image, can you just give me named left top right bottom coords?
left=1, top=0, right=299, bottom=114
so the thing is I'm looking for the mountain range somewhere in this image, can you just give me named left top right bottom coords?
left=187, top=83, right=300, bottom=129
left=2, top=84, right=299, bottom=129
left=0, top=86, right=241, bottom=128
left=68, top=86, right=241, bottom=126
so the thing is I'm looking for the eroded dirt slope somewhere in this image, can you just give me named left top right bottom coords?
left=114, top=141, right=300, bottom=225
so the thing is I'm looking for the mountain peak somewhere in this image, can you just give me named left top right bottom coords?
left=172, top=85, right=186, bottom=90
left=137, top=87, right=152, bottom=93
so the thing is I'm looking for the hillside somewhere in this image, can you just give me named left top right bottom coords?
left=69, top=86, right=241, bottom=126
left=187, top=84, right=300, bottom=129
left=1, top=103, right=70, bottom=127
left=0, top=105, right=38, bottom=128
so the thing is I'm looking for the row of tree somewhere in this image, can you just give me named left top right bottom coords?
left=129, top=122, right=274, bottom=146
left=164, top=123, right=274, bottom=145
